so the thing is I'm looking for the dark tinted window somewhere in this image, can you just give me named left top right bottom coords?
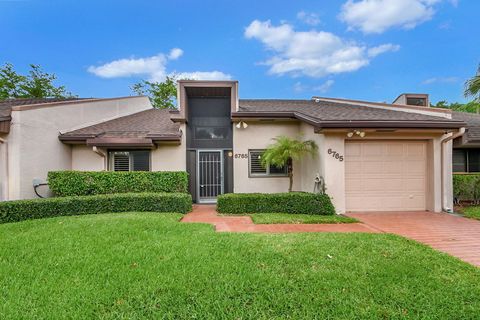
left=453, top=150, right=467, bottom=173
left=406, top=97, right=426, bottom=106
left=249, top=150, right=288, bottom=177
left=109, top=150, right=150, bottom=171
left=468, top=150, right=480, bottom=173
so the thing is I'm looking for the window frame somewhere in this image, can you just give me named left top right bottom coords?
left=248, top=149, right=289, bottom=178
left=108, top=150, right=151, bottom=172
left=452, top=149, right=480, bottom=173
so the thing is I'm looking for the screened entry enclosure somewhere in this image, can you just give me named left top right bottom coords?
left=197, top=150, right=224, bottom=203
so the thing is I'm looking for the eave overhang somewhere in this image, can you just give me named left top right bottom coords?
left=232, top=111, right=466, bottom=130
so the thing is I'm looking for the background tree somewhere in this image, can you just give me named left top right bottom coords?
left=261, top=136, right=318, bottom=192
left=0, top=63, right=75, bottom=99
left=465, top=64, right=480, bottom=102
left=433, top=100, right=480, bottom=114
left=131, top=76, right=177, bottom=109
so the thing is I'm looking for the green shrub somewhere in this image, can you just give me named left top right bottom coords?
left=217, top=192, right=335, bottom=215
left=0, top=193, right=192, bottom=224
left=453, top=174, right=480, bottom=201
left=48, top=171, right=188, bottom=196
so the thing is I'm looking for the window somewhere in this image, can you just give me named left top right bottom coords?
left=194, top=127, right=229, bottom=140
left=453, top=149, right=480, bottom=173
left=249, top=150, right=288, bottom=177
left=406, top=97, right=426, bottom=106
left=109, top=150, right=150, bottom=171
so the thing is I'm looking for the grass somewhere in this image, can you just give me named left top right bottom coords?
left=1, top=212, right=480, bottom=319
left=248, top=213, right=357, bottom=224
left=459, top=206, right=480, bottom=220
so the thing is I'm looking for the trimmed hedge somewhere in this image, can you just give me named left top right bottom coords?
left=0, top=193, right=192, bottom=224
left=453, top=174, right=480, bottom=201
left=217, top=192, right=336, bottom=215
left=48, top=171, right=188, bottom=197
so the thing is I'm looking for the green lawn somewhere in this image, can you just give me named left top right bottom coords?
left=460, top=206, right=480, bottom=220
left=249, top=213, right=357, bottom=224
left=1, top=213, right=480, bottom=319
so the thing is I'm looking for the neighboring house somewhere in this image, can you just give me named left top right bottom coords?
left=0, top=81, right=466, bottom=214
left=451, top=111, right=480, bottom=173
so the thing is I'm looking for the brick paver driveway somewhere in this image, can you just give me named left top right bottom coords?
left=347, top=211, right=480, bottom=267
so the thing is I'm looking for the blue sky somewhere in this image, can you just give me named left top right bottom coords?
left=0, top=0, right=478, bottom=104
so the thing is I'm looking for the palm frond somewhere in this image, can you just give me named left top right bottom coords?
left=465, top=65, right=480, bottom=101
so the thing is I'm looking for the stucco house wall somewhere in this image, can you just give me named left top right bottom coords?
left=233, top=121, right=302, bottom=193
left=6, top=97, right=151, bottom=200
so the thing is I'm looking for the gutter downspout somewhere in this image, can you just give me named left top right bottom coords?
left=440, top=127, right=465, bottom=213
left=0, top=137, right=8, bottom=201
left=92, top=146, right=107, bottom=170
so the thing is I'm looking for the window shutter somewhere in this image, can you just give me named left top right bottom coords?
left=132, top=151, right=150, bottom=171
left=113, top=152, right=130, bottom=171
left=249, top=151, right=267, bottom=175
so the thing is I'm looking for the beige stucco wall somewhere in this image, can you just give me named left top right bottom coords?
left=0, top=134, right=8, bottom=201
left=7, top=97, right=151, bottom=200
left=233, top=121, right=302, bottom=193
left=72, top=145, right=106, bottom=171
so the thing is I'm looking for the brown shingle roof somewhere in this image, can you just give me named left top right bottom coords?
left=59, top=108, right=181, bottom=144
left=236, top=99, right=465, bottom=128
left=452, top=111, right=480, bottom=142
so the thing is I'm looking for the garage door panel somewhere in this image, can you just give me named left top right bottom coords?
left=345, top=141, right=427, bottom=212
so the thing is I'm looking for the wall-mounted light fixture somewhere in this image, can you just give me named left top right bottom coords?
left=236, top=121, right=248, bottom=129
left=347, top=130, right=366, bottom=138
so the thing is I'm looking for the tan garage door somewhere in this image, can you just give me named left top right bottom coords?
left=345, top=140, right=427, bottom=212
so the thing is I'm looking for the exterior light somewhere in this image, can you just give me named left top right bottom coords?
left=359, top=132, right=366, bottom=138
left=236, top=122, right=241, bottom=129
left=242, top=122, right=248, bottom=129
left=347, top=132, right=354, bottom=138
left=236, top=121, right=248, bottom=129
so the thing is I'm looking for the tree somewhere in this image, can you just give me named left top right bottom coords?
left=465, top=64, right=480, bottom=102
left=433, top=100, right=480, bottom=114
left=261, top=136, right=318, bottom=192
left=131, top=76, right=177, bottom=109
left=0, top=63, right=75, bottom=99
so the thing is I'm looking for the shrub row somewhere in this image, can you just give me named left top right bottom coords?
left=0, top=193, right=192, bottom=224
left=48, top=171, right=189, bottom=196
left=453, top=174, right=480, bottom=201
left=217, top=192, right=336, bottom=215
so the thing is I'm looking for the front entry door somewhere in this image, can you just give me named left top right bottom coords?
left=197, top=150, right=224, bottom=203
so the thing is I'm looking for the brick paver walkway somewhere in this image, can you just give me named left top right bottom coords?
left=181, top=205, right=378, bottom=233
left=348, top=211, right=480, bottom=267
left=182, top=206, right=480, bottom=267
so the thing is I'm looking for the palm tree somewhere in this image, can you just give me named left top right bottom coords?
left=465, top=64, right=480, bottom=102
left=261, top=136, right=318, bottom=192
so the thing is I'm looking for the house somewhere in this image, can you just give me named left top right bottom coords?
left=451, top=111, right=480, bottom=173
left=0, top=81, right=466, bottom=214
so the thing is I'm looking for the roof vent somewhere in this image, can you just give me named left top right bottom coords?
left=392, top=93, right=429, bottom=107
left=314, top=98, right=320, bottom=103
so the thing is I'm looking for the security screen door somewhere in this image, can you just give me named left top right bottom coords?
left=197, top=150, right=224, bottom=203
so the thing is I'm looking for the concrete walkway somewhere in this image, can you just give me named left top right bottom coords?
left=348, top=211, right=480, bottom=267
left=181, top=205, right=378, bottom=233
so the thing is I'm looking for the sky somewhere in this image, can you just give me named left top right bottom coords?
left=0, top=0, right=478, bottom=104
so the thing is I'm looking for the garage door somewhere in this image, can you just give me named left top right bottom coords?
left=345, top=140, right=427, bottom=212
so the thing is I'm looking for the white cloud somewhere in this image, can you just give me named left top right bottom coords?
left=87, top=53, right=168, bottom=79
left=297, top=11, right=321, bottom=26
left=367, top=43, right=400, bottom=57
left=422, top=76, right=459, bottom=84
left=339, top=0, right=446, bottom=34
left=314, top=79, right=335, bottom=93
left=168, top=48, right=183, bottom=60
left=88, top=49, right=231, bottom=82
left=244, top=20, right=398, bottom=78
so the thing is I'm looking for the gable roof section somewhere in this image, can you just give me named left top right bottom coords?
left=452, top=111, right=480, bottom=145
left=235, top=99, right=465, bottom=129
left=59, top=108, right=181, bottom=147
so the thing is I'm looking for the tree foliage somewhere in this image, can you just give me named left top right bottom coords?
left=433, top=100, right=480, bottom=114
left=131, top=76, right=178, bottom=109
left=0, top=63, right=75, bottom=99
left=261, top=136, right=318, bottom=192
left=465, top=64, right=480, bottom=102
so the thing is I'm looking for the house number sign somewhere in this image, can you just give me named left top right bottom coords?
left=234, top=153, right=248, bottom=159
left=328, top=148, right=344, bottom=162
